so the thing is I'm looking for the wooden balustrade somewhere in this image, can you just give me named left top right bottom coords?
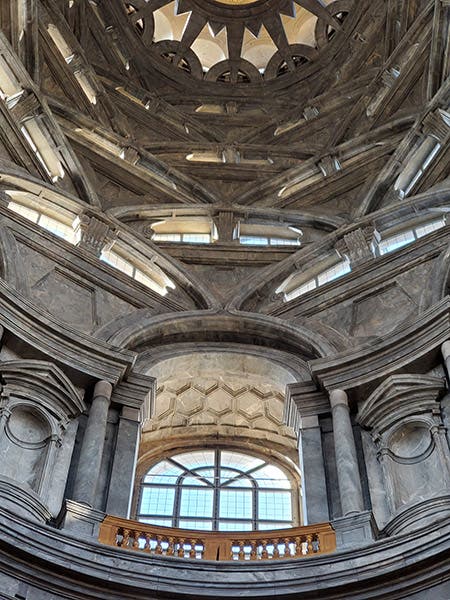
left=98, top=516, right=336, bottom=561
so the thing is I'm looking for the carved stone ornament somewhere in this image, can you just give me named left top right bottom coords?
left=335, top=227, right=377, bottom=267
left=357, top=374, right=450, bottom=533
left=73, top=213, right=116, bottom=256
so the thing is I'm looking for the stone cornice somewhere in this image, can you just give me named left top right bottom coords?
left=309, top=296, right=450, bottom=393
left=271, top=224, right=449, bottom=318
left=286, top=381, right=330, bottom=419
left=0, top=508, right=449, bottom=598
left=357, top=373, right=445, bottom=431
left=0, top=359, right=85, bottom=418
left=111, top=372, right=155, bottom=414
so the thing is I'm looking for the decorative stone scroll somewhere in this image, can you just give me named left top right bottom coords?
left=357, top=374, right=450, bottom=534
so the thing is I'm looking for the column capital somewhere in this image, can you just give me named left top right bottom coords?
left=93, top=380, right=113, bottom=400
left=329, top=389, right=349, bottom=409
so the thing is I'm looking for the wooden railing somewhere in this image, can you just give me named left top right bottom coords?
left=98, top=516, right=336, bottom=561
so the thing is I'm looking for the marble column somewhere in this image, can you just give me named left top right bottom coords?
left=300, top=415, right=329, bottom=523
left=330, top=389, right=364, bottom=516
left=72, top=380, right=112, bottom=507
left=106, top=406, right=141, bottom=518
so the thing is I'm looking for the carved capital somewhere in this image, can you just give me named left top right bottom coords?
left=73, top=214, right=116, bottom=256
left=8, top=90, right=41, bottom=122
left=381, top=68, right=399, bottom=88
left=303, top=106, right=319, bottom=120
left=421, top=108, right=450, bottom=142
left=335, top=226, right=376, bottom=266
left=318, top=155, right=341, bottom=177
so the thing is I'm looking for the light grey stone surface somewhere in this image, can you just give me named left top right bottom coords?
left=71, top=381, right=112, bottom=507
left=106, top=407, right=141, bottom=517
left=300, top=416, right=330, bottom=523
left=330, top=390, right=364, bottom=516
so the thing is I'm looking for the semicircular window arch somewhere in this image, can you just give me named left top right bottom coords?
left=137, top=449, right=295, bottom=531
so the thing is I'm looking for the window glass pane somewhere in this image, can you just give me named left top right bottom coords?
left=317, top=260, right=351, bottom=286
left=139, top=487, right=175, bottom=516
left=239, top=236, right=268, bottom=246
left=218, top=521, right=253, bottom=531
left=415, top=219, right=445, bottom=238
left=139, top=517, right=173, bottom=527
left=195, top=467, right=215, bottom=485
left=269, top=237, right=300, bottom=246
left=180, top=488, right=214, bottom=518
left=173, top=451, right=215, bottom=471
left=37, top=214, right=75, bottom=243
left=182, top=476, right=209, bottom=486
left=179, top=519, right=213, bottom=530
left=220, top=451, right=265, bottom=473
left=152, top=233, right=181, bottom=242
left=219, top=489, right=252, bottom=519
left=100, top=249, right=134, bottom=276
left=258, top=491, right=292, bottom=521
left=220, top=468, right=248, bottom=486
left=252, top=464, right=291, bottom=489
left=379, top=230, right=415, bottom=255
left=182, top=233, right=211, bottom=244
left=134, top=270, right=159, bottom=290
left=138, top=450, right=294, bottom=531
left=144, top=460, right=183, bottom=484
left=257, top=522, right=291, bottom=530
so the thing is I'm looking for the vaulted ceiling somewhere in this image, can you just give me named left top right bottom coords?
left=0, top=0, right=448, bottom=290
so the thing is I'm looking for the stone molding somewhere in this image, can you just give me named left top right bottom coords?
left=0, top=359, right=85, bottom=419
left=357, top=374, right=446, bottom=432
left=0, top=278, right=136, bottom=385
left=0, top=507, right=449, bottom=598
left=285, top=381, right=330, bottom=432
left=0, top=478, right=52, bottom=523
left=310, top=296, right=450, bottom=394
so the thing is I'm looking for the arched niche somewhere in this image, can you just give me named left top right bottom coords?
left=0, top=360, right=85, bottom=521
left=357, top=374, right=450, bottom=534
left=1, top=403, right=52, bottom=493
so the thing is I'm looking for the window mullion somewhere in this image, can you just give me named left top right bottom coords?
left=213, top=449, right=220, bottom=530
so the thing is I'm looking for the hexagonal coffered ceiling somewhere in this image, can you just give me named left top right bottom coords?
left=124, top=0, right=348, bottom=83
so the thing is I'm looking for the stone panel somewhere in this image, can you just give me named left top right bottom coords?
left=31, top=269, right=95, bottom=332
left=350, top=283, right=416, bottom=338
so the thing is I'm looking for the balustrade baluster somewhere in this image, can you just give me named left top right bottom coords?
left=284, top=537, right=291, bottom=557
left=98, top=518, right=336, bottom=562
left=238, top=540, right=245, bottom=561
left=132, top=530, right=140, bottom=549
left=115, top=528, right=123, bottom=547
left=155, top=536, right=163, bottom=554
left=167, top=537, right=175, bottom=556
left=122, top=529, right=130, bottom=549
left=261, top=540, right=269, bottom=560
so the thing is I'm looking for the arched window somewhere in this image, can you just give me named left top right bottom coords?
left=137, top=449, right=295, bottom=531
